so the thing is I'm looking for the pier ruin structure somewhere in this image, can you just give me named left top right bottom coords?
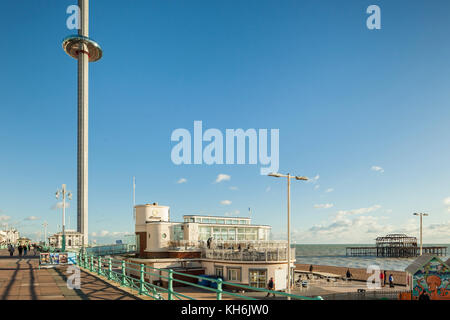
left=346, top=234, right=447, bottom=258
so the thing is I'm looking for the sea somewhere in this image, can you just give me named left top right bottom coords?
left=294, top=244, right=450, bottom=271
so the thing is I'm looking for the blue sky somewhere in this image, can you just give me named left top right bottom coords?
left=1, top=0, right=450, bottom=244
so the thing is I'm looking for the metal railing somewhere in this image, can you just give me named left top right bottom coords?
left=201, top=248, right=296, bottom=262
left=76, top=253, right=320, bottom=301
left=84, top=244, right=137, bottom=256
left=320, top=289, right=410, bottom=300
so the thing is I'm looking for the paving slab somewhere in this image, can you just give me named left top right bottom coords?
left=0, top=249, right=141, bottom=300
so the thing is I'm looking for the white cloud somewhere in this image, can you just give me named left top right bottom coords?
left=273, top=205, right=450, bottom=243
left=336, top=204, right=381, bottom=218
left=265, top=186, right=271, bottom=192
left=443, top=197, right=450, bottom=212
left=307, top=175, right=320, bottom=183
left=314, top=203, right=334, bottom=209
left=371, top=166, right=384, bottom=173
left=215, top=174, right=231, bottom=183
left=229, top=186, right=238, bottom=191
left=325, top=188, right=334, bottom=193
left=314, top=185, right=320, bottom=190
left=220, top=200, right=232, bottom=205
left=25, top=216, right=40, bottom=221
left=51, top=202, right=71, bottom=210
left=90, top=231, right=132, bottom=238
left=0, top=215, right=11, bottom=222
left=225, top=210, right=240, bottom=217
left=177, top=178, right=187, bottom=184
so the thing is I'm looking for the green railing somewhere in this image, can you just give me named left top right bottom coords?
left=76, top=253, right=322, bottom=301
left=84, top=244, right=136, bottom=256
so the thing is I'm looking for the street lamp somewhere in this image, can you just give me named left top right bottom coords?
left=413, top=213, right=428, bottom=256
left=55, top=184, right=72, bottom=252
left=42, top=221, right=48, bottom=246
left=268, top=172, right=308, bottom=299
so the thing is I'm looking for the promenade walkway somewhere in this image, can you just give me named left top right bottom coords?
left=0, top=250, right=140, bottom=300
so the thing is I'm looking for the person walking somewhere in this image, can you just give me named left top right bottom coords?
left=346, top=269, right=352, bottom=280
left=33, top=244, right=37, bottom=256
left=389, top=274, right=394, bottom=288
left=266, top=277, right=276, bottom=297
left=383, top=270, right=387, bottom=287
left=8, top=244, right=14, bottom=256
left=18, top=245, right=23, bottom=256
left=380, top=270, right=385, bottom=287
left=23, top=244, right=28, bottom=256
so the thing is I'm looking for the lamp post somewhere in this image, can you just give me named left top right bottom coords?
left=42, top=221, right=48, bottom=246
left=268, top=172, right=308, bottom=299
left=413, top=212, right=428, bottom=256
left=56, top=184, right=72, bottom=252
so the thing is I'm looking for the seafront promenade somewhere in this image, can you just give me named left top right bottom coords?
left=0, top=249, right=140, bottom=300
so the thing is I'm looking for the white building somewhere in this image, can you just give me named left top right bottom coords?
left=0, top=229, right=20, bottom=245
left=128, top=202, right=295, bottom=290
left=49, top=230, right=83, bottom=249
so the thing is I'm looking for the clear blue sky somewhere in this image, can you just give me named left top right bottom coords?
left=1, top=0, right=450, bottom=244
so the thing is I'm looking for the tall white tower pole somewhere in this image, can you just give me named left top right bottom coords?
left=63, top=0, right=102, bottom=249
left=78, top=0, right=89, bottom=247
left=133, top=176, right=136, bottom=221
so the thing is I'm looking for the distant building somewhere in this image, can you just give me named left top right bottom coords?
left=49, top=230, right=83, bottom=249
left=128, top=202, right=293, bottom=290
left=406, top=255, right=450, bottom=300
left=0, top=229, right=20, bottom=244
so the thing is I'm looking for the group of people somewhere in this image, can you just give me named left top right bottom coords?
left=7, top=243, right=39, bottom=257
left=379, top=270, right=395, bottom=288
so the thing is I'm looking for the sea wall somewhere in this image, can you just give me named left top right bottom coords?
left=295, top=264, right=407, bottom=286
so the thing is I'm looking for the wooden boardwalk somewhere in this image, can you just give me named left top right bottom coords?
left=0, top=250, right=141, bottom=300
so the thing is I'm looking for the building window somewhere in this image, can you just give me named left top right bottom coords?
left=227, top=268, right=241, bottom=282
left=199, top=226, right=212, bottom=241
left=162, top=233, right=167, bottom=239
left=215, top=266, right=224, bottom=279
left=172, top=225, right=184, bottom=241
left=249, top=269, right=267, bottom=289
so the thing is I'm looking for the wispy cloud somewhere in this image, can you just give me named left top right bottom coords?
left=220, top=200, right=232, bottom=205
left=51, top=202, right=71, bottom=210
left=0, top=215, right=11, bottom=222
left=91, top=231, right=132, bottom=238
left=307, top=175, right=320, bottom=183
left=25, top=216, right=40, bottom=221
left=371, top=166, right=384, bottom=173
left=225, top=210, right=240, bottom=216
left=443, top=197, right=450, bottom=212
left=265, top=186, right=271, bottom=192
left=336, top=205, right=381, bottom=218
left=314, top=203, right=334, bottom=209
left=177, top=178, right=187, bottom=184
left=229, top=186, right=238, bottom=191
left=325, top=188, right=334, bottom=193
left=215, top=174, right=231, bottom=183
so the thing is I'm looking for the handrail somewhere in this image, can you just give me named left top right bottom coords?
left=76, top=253, right=321, bottom=301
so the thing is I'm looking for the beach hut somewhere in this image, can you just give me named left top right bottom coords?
left=405, top=255, right=450, bottom=300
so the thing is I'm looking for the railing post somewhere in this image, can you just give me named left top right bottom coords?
left=216, top=278, right=223, bottom=300
left=98, top=256, right=102, bottom=276
left=108, top=258, right=112, bottom=280
left=168, top=269, right=174, bottom=300
left=139, top=264, right=145, bottom=295
left=90, top=255, right=94, bottom=272
left=121, top=260, right=126, bottom=286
